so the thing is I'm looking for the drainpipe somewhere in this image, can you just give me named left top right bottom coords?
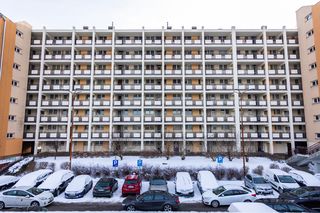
left=0, top=13, right=7, bottom=79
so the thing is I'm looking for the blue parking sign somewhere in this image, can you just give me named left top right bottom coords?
left=217, top=155, right=223, bottom=164
left=113, top=159, right=119, bottom=167
left=137, top=159, right=143, bottom=167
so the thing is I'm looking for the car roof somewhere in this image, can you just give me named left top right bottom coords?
left=125, top=174, right=139, bottom=180
left=3, top=186, right=31, bottom=191
left=99, top=177, right=114, bottom=182
left=223, top=185, right=246, bottom=190
left=268, top=169, right=290, bottom=175
left=248, top=173, right=263, bottom=178
left=294, top=186, right=320, bottom=191
left=150, top=176, right=166, bottom=180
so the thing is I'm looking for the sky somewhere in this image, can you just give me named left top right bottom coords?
left=0, top=0, right=319, bottom=30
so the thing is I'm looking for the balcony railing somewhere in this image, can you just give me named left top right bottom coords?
left=267, top=54, right=284, bottom=60
left=186, top=132, right=204, bottom=138
left=114, top=69, right=142, bottom=75
left=238, top=84, right=266, bottom=90
left=76, top=39, right=92, bottom=45
left=115, top=54, right=142, bottom=60
left=73, top=116, right=89, bottom=122
left=165, top=69, right=182, bottom=75
left=92, top=116, right=110, bottom=122
left=185, top=116, right=203, bottom=122
left=74, top=70, right=91, bottom=75
left=75, top=54, right=92, bottom=60
left=268, top=70, right=285, bottom=75
left=294, top=133, right=306, bottom=139
left=113, top=116, right=141, bottom=122
left=93, top=100, right=110, bottom=106
left=145, top=70, right=162, bottom=75
left=241, top=116, right=268, bottom=122
left=27, top=100, right=38, bottom=106
left=144, top=116, right=162, bottom=122
left=207, top=116, right=235, bottom=122
left=185, top=54, right=202, bottom=60
left=43, top=85, right=70, bottom=91
left=269, top=85, right=287, bottom=90
left=113, top=100, right=141, bottom=106
left=236, top=39, right=263, bottom=45
left=94, top=69, right=111, bottom=75
left=45, top=54, right=71, bottom=60
left=92, top=132, right=109, bottom=138
left=271, top=116, right=289, bottom=123
left=74, top=85, right=90, bottom=90
left=44, top=70, right=71, bottom=75
left=95, top=39, right=112, bottom=45
left=42, top=100, right=69, bottom=106
left=73, top=100, right=90, bottom=106
left=93, top=85, right=111, bottom=91
left=185, top=85, right=203, bottom=90
left=145, top=85, right=162, bottom=90
left=293, top=116, right=305, bottom=122
left=185, top=69, right=202, bottom=75
left=204, top=39, right=231, bottom=44
left=112, top=132, right=141, bottom=138
left=206, top=100, right=234, bottom=106
left=165, top=40, right=181, bottom=44
left=207, top=132, right=235, bottom=138
left=165, top=84, right=182, bottom=90
left=272, top=132, right=290, bottom=139
left=25, top=116, right=36, bottom=122
left=205, top=69, right=233, bottom=75
left=114, top=85, right=141, bottom=90
left=95, top=54, right=112, bottom=60
left=270, top=100, right=288, bottom=106
left=238, top=70, right=265, bottom=75
left=40, top=116, right=68, bottom=122
left=165, top=55, right=182, bottom=60
left=291, top=85, right=302, bottom=90
left=165, top=116, right=183, bottom=122
left=205, top=55, right=232, bottom=60
left=292, top=100, right=303, bottom=106
left=115, top=40, right=142, bottom=45
left=73, top=132, right=89, bottom=139
left=206, top=85, right=233, bottom=90
left=165, top=132, right=183, bottom=138
left=145, top=40, right=161, bottom=45
left=39, top=132, right=68, bottom=139
left=145, top=100, right=162, bottom=106
left=237, top=54, right=264, bottom=60
left=144, top=132, right=162, bottom=138
left=185, top=39, right=201, bottom=45
left=185, top=100, right=203, bottom=106
left=145, top=55, right=161, bottom=60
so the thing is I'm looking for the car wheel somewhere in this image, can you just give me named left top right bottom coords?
left=30, top=201, right=40, bottom=208
left=211, top=200, right=219, bottom=208
left=110, top=192, right=113, bottom=198
left=278, top=188, right=283, bottom=193
left=244, top=200, right=252, bottom=202
left=163, top=204, right=172, bottom=212
left=0, top=201, right=5, bottom=210
left=126, top=205, right=135, bottom=211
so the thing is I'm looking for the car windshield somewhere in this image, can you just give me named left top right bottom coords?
left=253, top=177, right=267, bottom=184
left=278, top=175, right=296, bottom=183
left=125, top=180, right=137, bottom=184
left=96, top=181, right=110, bottom=187
left=290, top=188, right=309, bottom=196
left=212, top=186, right=226, bottom=195
left=27, top=187, right=44, bottom=195
left=150, top=179, right=166, bottom=185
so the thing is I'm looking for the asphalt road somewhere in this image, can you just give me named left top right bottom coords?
left=5, top=202, right=228, bottom=212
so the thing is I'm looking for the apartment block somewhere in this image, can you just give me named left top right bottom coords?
left=21, top=25, right=307, bottom=156
left=297, top=2, right=320, bottom=151
left=0, top=14, right=31, bottom=157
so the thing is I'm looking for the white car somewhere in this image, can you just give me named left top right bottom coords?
left=38, top=170, right=74, bottom=196
left=228, top=202, right=277, bottom=213
left=65, top=175, right=93, bottom=199
left=264, top=169, right=299, bottom=193
left=0, top=176, right=19, bottom=191
left=0, top=186, right=54, bottom=209
left=14, top=169, right=52, bottom=188
left=289, top=170, right=320, bottom=186
left=314, top=173, right=320, bottom=181
left=197, top=170, right=219, bottom=193
left=202, top=185, right=256, bottom=208
left=175, top=172, right=194, bottom=197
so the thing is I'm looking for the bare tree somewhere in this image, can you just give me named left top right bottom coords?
left=53, top=140, right=59, bottom=160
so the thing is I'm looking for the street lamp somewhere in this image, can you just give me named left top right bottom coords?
left=68, top=90, right=78, bottom=170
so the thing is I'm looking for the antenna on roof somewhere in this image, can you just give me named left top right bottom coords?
left=108, top=22, right=114, bottom=30
left=166, top=22, right=172, bottom=30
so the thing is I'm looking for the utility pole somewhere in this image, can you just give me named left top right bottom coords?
left=69, top=91, right=76, bottom=170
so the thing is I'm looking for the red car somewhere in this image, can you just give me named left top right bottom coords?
left=122, top=174, right=142, bottom=196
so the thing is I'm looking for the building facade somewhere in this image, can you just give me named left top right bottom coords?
left=0, top=14, right=31, bottom=157
left=296, top=2, right=320, bottom=151
left=22, top=26, right=307, bottom=155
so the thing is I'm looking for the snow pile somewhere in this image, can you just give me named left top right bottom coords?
left=8, top=157, right=33, bottom=174
left=197, top=170, right=219, bottom=191
left=0, top=175, right=19, bottom=185
left=14, top=169, right=52, bottom=187
left=39, top=170, right=74, bottom=190
left=228, top=202, right=277, bottom=213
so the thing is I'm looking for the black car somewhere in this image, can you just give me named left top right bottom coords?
left=93, top=177, right=118, bottom=197
left=278, top=186, right=320, bottom=210
left=122, top=190, right=180, bottom=211
left=256, top=198, right=315, bottom=212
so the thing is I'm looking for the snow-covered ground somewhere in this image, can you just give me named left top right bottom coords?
left=8, top=157, right=33, bottom=174
left=54, top=179, right=278, bottom=204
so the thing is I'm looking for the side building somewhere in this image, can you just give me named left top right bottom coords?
left=296, top=2, right=320, bottom=153
left=23, top=26, right=307, bottom=155
left=0, top=14, right=31, bottom=158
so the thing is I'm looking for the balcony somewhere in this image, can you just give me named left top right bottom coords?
left=185, top=84, right=203, bottom=90
left=73, top=132, right=89, bottom=139
left=28, top=85, right=38, bottom=91
left=94, top=69, right=111, bottom=75
left=74, top=85, right=90, bottom=91
left=272, top=132, right=290, bottom=139
left=206, top=100, right=234, bottom=106
left=185, top=69, right=202, bottom=75
left=165, top=55, right=182, bottom=60
left=27, top=100, right=37, bottom=106
left=288, top=39, right=298, bottom=44
left=269, top=85, right=287, bottom=90
left=185, top=54, right=202, bottom=60
left=185, top=116, right=203, bottom=122
left=95, top=39, right=112, bottom=45
left=116, top=40, right=142, bottom=45
left=31, top=54, right=40, bottom=60
left=73, top=100, right=90, bottom=106
left=204, top=39, right=231, bottom=45
left=92, top=116, right=110, bottom=122
left=95, top=54, right=112, bottom=60
left=185, top=100, right=203, bottom=106
left=268, top=70, right=285, bottom=75
left=75, top=54, right=92, bottom=60
left=45, top=54, right=72, bottom=60
left=43, top=85, right=70, bottom=91
left=92, top=132, right=109, bottom=138
left=145, top=40, right=161, bottom=45
left=145, top=84, right=162, bottom=90
left=144, top=132, right=162, bottom=138
left=237, top=54, right=264, bottom=60
left=240, top=100, right=267, bottom=107
left=74, top=69, right=91, bottom=76
left=29, top=70, right=40, bottom=75
left=113, top=100, right=141, bottom=106
left=205, top=69, right=233, bottom=75
left=39, top=132, right=67, bottom=139
left=293, top=116, right=305, bottom=122
left=165, top=69, right=182, bottom=75
left=44, top=69, right=71, bottom=75
left=186, top=132, right=204, bottom=138
left=93, top=100, right=110, bottom=106
left=236, top=39, right=263, bottom=45
left=165, top=100, right=182, bottom=106
left=32, top=40, right=42, bottom=45
left=291, top=85, right=302, bottom=90
left=113, top=132, right=141, bottom=138
left=207, top=116, right=235, bottom=122
left=294, top=133, right=306, bottom=139
left=145, top=69, right=162, bottom=75
left=165, top=132, right=183, bottom=138
left=45, top=39, right=72, bottom=45
left=144, top=116, right=162, bottom=122
left=145, top=100, right=162, bottom=106
left=113, top=116, right=141, bottom=122
left=76, top=39, right=92, bottom=45
left=165, top=40, right=181, bottom=44
left=289, top=54, right=299, bottom=59
left=145, top=55, right=161, bottom=60
left=206, top=85, right=233, bottom=90
left=241, top=116, right=268, bottom=122
left=205, top=54, right=232, bottom=60
left=271, top=116, right=289, bottom=123
left=207, top=132, right=235, bottom=139
left=185, top=39, right=201, bottom=45
left=25, top=116, right=36, bottom=122
left=242, top=132, right=269, bottom=139
left=267, top=39, right=283, bottom=45
left=115, top=54, right=142, bottom=60
left=73, top=116, right=89, bottom=122
left=41, top=100, right=69, bottom=106
left=93, top=84, right=111, bottom=91
left=238, top=84, right=266, bottom=90
left=292, top=100, right=303, bottom=106
left=40, top=116, right=68, bottom=122
left=267, top=54, right=284, bottom=60
left=114, top=69, right=142, bottom=75
left=238, top=70, right=265, bottom=75
left=24, top=132, right=35, bottom=139
left=165, top=84, right=182, bottom=90
left=114, top=84, right=141, bottom=91
left=270, top=100, right=288, bottom=106
left=290, top=69, right=300, bottom=75
left=165, top=116, right=182, bottom=122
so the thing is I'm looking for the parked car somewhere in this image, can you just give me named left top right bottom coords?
left=0, top=176, right=19, bottom=191
left=149, top=177, right=168, bottom=192
left=264, top=169, right=299, bottom=193
left=93, top=177, right=118, bottom=197
left=175, top=172, right=194, bottom=197
left=122, top=174, right=142, bottom=196
left=278, top=186, right=320, bottom=210
left=38, top=170, right=74, bottom=196
left=122, top=190, right=180, bottom=211
left=197, top=170, right=219, bottom=194
left=289, top=170, right=320, bottom=186
left=0, top=186, right=54, bottom=210
left=256, top=198, right=315, bottom=212
left=244, top=174, right=273, bottom=194
left=65, top=175, right=93, bottom=199
left=202, top=185, right=256, bottom=208
left=314, top=173, right=320, bottom=181
left=14, top=169, right=52, bottom=188
left=228, top=202, right=277, bottom=213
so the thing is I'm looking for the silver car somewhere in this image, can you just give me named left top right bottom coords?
left=149, top=177, right=168, bottom=192
left=244, top=174, right=273, bottom=194
left=0, top=186, right=54, bottom=209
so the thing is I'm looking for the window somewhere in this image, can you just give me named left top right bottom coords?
left=13, top=63, right=20, bottom=70
left=309, top=63, right=317, bottom=70
left=308, top=46, right=316, bottom=54
left=3, top=190, right=17, bottom=196
left=14, top=46, right=22, bottom=54
left=305, top=13, right=312, bottom=22
left=312, top=97, right=320, bottom=104
left=311, top=80, right=318, bottom=87
left=314, top=114, right=320, bottom=121
left=16, top=30, right=23, bottom=37
left=8, top=115, right=16, bottom=121
left=306, top=29, right=314, bottom=38
left=316, top=133, right=320, bottom=139
left=10, top=97, right=17, bottom=104
left=6, top=133, right=14, bottom=138
left=11, top=80, right=19, bottom=87
left=141, top=194, right=153, bottom=201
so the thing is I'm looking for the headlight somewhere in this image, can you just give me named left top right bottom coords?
left=39, top=197, right=48, bottom=200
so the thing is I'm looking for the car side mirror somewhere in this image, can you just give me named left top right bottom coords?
left=26, top=195, right=30, bottom=198
left=220, top=194, right=224, bottom=197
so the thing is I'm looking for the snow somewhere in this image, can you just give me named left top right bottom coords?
left=8, top=157, right=33, bottom=174
left=228, top=202, right=278, bottom=213
left=197, top=170, right=219, bottom=191
left=14, top=169, right=52, bottom=187
left=39, top=170, right=74, bottom=190
left=175, top=172, right=193, bottom=193
left=289, top=170, right=320, bottom=186
left=66, top=175, right=91, bottom=193
left=315, top=173, right=320, bottom=181
left=0, top=175, right=19, bottom=186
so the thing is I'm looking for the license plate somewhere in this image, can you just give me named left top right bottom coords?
left=128, top=186, right=134, bottom=189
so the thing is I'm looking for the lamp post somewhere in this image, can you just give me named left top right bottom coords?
left=68, top=91, right=77, bottom=170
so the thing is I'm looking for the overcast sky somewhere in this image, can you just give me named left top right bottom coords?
left=1, top=0, right=319, bottom=30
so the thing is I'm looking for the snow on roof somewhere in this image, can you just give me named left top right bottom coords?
left=0, top=175, right=19, bottom=185
left=198, top=170, right=219, bottom=189
left=38, top=170, right=74, bottom=190
left=268, top=169, right=289, bottom=176
left=176, top=172, right=193, bottom=191
left=14, top=169, right=52, bottom=187
left=65, top=175, right=91, bottom=193
left=8, top=157, right=33, bottom=174
left=223, top=184, right=245, bottom=190
left=228, top=202, right=278, bottom=213
left=289, top=170, right=320, bottom=186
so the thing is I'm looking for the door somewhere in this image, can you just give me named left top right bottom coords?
left=219, top=190, right=238, bottom=205
left=153, top=194, right=166, bottom=210
left=16, top=190, right=33, bottom=207
left=136, top=193, right=154, bottom=210
left=2, top=190, right=19, bottom=207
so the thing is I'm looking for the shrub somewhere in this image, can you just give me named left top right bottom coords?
left=163, top=167, right=177, bottom=181
left=226, top=168, right=240, bottom=180
left=120, top=165, right=131, bottom=177
left=269, top=163, right=280, bottom=169
left=36, top=162, right=48, bottom=170
left=252, top=165, right=264, bottom=176
left=281, top=166, right=292, bottom=173
left=239, top=166, right=249, bottom=179
left=60, top=162, right=69, bottom=170
left=213, top=166, right=226, bottom=180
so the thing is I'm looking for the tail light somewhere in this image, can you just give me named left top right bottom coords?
left=251, top=193, right=256, bottom=197
left=106, top=186, right=111, bottom=190
left=175, top=196, right=180, bottom=204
